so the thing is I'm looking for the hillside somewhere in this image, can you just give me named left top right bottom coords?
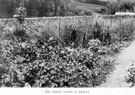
left=70, top=0, right=106, bottom=14
left=72, top=1, right=104, bottom=13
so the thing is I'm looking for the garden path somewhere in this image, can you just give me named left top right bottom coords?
left=99, top=41, right=135, bottom=87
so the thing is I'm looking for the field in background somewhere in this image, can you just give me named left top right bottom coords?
left=71, top=1, right=104, bottom=13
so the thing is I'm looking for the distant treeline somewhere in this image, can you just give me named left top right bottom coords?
left=0, top=0, right=91, bottom=18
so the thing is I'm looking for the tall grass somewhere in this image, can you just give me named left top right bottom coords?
left=91, top=17, right=135, bottom=44
left=0, top=16, right=135, bottom=48
left=58, top=16, right=135, bottom=48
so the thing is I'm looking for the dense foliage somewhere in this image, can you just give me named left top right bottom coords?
left=0, top=22, right=116, bottom=87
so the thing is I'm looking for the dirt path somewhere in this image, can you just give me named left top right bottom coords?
left=99, top=41, right=135, bottom=87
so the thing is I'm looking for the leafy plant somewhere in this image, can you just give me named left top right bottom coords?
left=125, top=64, right=135, bottom=87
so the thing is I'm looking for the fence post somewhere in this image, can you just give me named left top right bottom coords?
left=59, top=19, right=61, bottom=37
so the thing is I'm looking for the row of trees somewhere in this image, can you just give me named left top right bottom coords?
left=0, top=0, right=77, bottom=18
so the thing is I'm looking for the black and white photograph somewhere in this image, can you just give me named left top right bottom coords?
left=0, top=0, right=135, bottom=94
